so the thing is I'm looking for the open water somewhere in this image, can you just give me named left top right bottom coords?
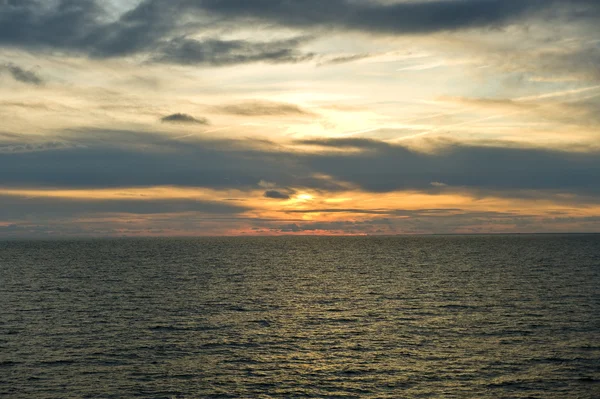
left=1, top=235, right=599, bottom=398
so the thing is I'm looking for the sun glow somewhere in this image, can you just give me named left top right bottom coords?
left=296, top=194, right=314, bottom=201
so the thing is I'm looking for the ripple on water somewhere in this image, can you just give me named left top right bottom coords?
left=1, top=235, right=599, bottom=398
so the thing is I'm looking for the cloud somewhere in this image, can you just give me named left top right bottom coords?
left=318, top=53, right=373, bottom=66
left=258, top=180, right=277, bottom=189
left=1, top=63, right=43, bottom=85
left=1, top=0, right=597, bottom=65
left=0, top=129, right=341, bottom=191
left=0, top=194, right=249, bottom=221
left=264, top=189, right=295, bottom=200
left=186, top=0, right=599, bottom=35
left=0, top=1, right=314, bottom=65
left=0, top=141, right=79, bottom=154
left=281, top=208, right=519, bottom=218
left=266, top=209, right=600, bottom=235
left=0, top=0, right=173, bottom=57
left=1, top=129, right=600, bottom=201
left=298, top=138, right=600, bottom=195
left=215, top=101, right=313, bottom=117
left=161, top=113, right=209, bottom=124
left=154, top=37, right=314, bottom=66
left=441, top=91, right=600, bottom=128
left=484, top=40, right=600, bottom=84
left=270, top=211, right=519, bottom=234
left=297, top=138, right=388, bottom=148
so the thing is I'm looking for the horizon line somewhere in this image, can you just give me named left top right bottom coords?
left=2, top=232, right=599, bottom=241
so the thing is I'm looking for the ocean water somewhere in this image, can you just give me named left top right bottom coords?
left=1, top=235, right=599, bottom=398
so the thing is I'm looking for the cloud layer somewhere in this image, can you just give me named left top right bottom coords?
left=2, top=131, right=599, bottom=198
left=1, top=0, right=597, bottom=66
left=1, top=0, right=599, bottom=236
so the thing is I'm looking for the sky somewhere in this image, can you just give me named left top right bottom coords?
left=1, top=0, right=599, bottom=237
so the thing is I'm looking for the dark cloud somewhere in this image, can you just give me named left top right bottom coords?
left=155, top=37, right=314, bottom=66
left=0, top=0, right=313, bottom=65
left=1, top=130, right=600, bottom=201
left=1, top=63, right=43, bottom=85
left=0, top=194, right=249, bottom=221
left=0, top=129, right=341, bottom=191
left=264, top=189, right=295, bottom=200
left=0, top=0, right=597, bottom=65
left=0, top=0, right=174, bottom=57
left=81, top=0, right=182, bottom=58
left=215, top=101, right=313, bottom=117
left=161, top=113, right=209, bottom=124
left=184, top=0, right=599, bottom=34
left=0, top=0, right=102, bottom=49
left=298, top=138, right=600, bottom=195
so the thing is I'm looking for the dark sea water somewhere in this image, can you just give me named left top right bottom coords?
left=1, top=235, right=599, bottom=398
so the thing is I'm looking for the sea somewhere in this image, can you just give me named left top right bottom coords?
left=1, top=235, right=599, bottom=398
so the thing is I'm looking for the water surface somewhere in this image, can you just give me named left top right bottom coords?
left=1, top=235, right=599, bottom=398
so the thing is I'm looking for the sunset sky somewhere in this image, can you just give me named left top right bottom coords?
left=1, top=0, right=599, bottom=237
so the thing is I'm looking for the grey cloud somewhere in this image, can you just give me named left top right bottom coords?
left=299, top=138, right=600, bottom=195
left=0, top=129, right=342, bottom=192
left=0, top=0, right=103, bottom=49
left=215, top=101, right=313, bottom=117
left=0, top=0, right=313, bottom=65
left=0, top=141, right=78, bottom=153
left=0, top=0, right=175, bottom=57
left=1, top=0, right=597, bottom=64
left=185, top=0, right=599, bottom=34
left=161, top=113, right=209, bottom=124
left=2, top=130, right=600, bottom=201
left=0, top=194, right=249, bottom=221
left=1, top=63, right=43, bottom=85
left=155, top=37, right=314, bottom=66
left=264, top=189, right=295, bottom=200
left=81, top=0, right=182, bottom=58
